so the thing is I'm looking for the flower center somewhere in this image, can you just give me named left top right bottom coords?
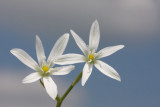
left=42, top=66, right=49, bottom=72
left=89, top=54, right=94, bottom=60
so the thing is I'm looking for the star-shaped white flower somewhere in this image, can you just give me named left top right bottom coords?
left=10, top=34, right=75, bottom=100
left=55, top=20, right=124, bottom=86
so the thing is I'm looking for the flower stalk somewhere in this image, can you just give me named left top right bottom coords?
left=56, top=95, right=61, bottom=107
left=61, top=71, right=82, bottom=102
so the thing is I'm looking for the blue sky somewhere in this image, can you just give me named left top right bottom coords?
left=0, top=0, right=160, bottom=107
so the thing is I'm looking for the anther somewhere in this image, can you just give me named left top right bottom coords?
left=89, top=54, right=94, bottom=60
left=42, top=66, right=49, bottom=72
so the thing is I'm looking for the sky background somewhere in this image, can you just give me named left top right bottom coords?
left=0, top=0, right=160, bottom=107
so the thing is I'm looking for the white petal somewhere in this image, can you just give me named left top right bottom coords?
left=96, top=45, right=125, bottom=59
left=50, top=65, right=75, bottom=75
left=43, top=77, right=57, bottom=100
left=10, top=48, right=39, bottom=71
left=94, top=60, right=121, bottom=81
left=36, top=35, right=45, bottom=66
left=54, top=54, right=86, bottom=65
left=89, top=20, right=100, bottom=51
left=82, top=63, right=93, bottom=86
left=22, top=72, right=41, bottom=83
left=70, top=30, right=88, bottom=55
left=47, top=33, right=69, bottom=63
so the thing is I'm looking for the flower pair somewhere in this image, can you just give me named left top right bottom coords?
left=10, top=20, right=124, bottom=100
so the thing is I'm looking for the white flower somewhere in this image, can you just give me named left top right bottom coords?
left=55, top=20, right=124, bottom=86
left=10, top=34, right=75, bottom=100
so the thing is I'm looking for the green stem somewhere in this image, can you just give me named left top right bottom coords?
left=40, top=79, right=45, bottom=88
left=56, top=95, right=61, bottom=107
left=60, top=71, right=82, bottom=105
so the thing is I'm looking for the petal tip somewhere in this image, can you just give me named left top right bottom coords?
left=93, top=20, right=99, bottom=27
left=35, top=34, right=39, bottom=37
left=35, top=35, right=40, bottom=40
left=115, top=74, right=121, bottom=82
left=62, top=33, right=69, bottom=41
left=22, top=77, right=29, bottom=84
left=36, top=35, right=40, bottom=40
left=70, top=29, right=74, bottom=34
left=117, top=77, right=121, bottom=82
left=70, top=65, right=75, bottom=70
left=70, top=30, right=77, bottom=38
left=120, top=45, right=125, bottom=49
left=52, top=98, right=56, bottom=100
left=70, top=29, right=73, bottom=32
left=94, top=19, right=98, bottom=24
left=22, top=79, right=27, bottom=84
left=10, top=49, right=14, bottom=53
left=64, top=33, right=69, bottom=38
left=81, top=77, right=86, bottom=86
left=81, top=82, right=85, bottom=86
left=10, top=48, right=18, bottom=54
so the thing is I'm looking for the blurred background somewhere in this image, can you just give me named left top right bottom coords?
left=0, top=0, right=160, bottom=107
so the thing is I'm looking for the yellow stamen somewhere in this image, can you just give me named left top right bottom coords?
left=89, top=54, right=94, bottom=60
left=42, top=66, right=49, bottom=72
